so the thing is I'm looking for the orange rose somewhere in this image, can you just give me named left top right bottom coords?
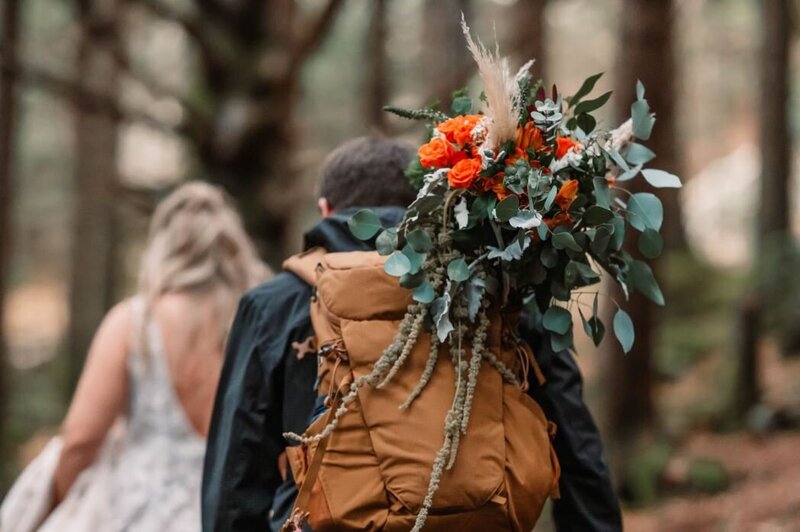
left=555, top=137, right=580, bottom=159
left=555, top=179, right=579, bottom=210
left=448, top=158, right=482, bottom=189
left=437, top=114, right=482, bottom=145
left=516, top=122, right=544, bottom=152
left=545, top=211, right=573, bottom=230
left=418, top=138, right=456, bottom=168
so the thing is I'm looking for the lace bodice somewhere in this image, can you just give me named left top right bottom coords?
left=106, top=299, right=207, bottom=531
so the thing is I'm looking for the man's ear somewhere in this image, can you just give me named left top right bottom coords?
left=318, top=197, right=334, bottom=218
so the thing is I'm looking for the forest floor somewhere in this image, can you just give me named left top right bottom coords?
left=620, top=339, right=800, bottom=532
left=623, top=430, right=800, bottom=531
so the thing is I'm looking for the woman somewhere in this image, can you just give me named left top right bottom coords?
left=3, top=182, right=269, bottom=531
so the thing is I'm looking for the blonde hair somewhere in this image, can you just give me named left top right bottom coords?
left=137, top=182, right=270, bottom=354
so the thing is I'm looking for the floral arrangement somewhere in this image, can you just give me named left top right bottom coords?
left=350, top=21, right=680, bottom=356
left=309, top=19, right=681, bottom=532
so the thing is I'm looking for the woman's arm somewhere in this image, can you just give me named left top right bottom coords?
left=53, top=300, right=132, bottom=503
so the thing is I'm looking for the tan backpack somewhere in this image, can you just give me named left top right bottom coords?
left=282, top=248, right=560, bottom=532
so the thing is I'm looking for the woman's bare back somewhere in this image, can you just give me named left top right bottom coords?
left=150, top=292, right=225, bottom=438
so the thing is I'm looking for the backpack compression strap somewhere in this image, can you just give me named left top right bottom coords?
left=282, top=246, right=327, bottom=285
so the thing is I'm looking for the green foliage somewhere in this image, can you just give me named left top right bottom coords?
left=348, top=209, right=383, bottom=240
left=383, top=105, right=449, bottom=123
left=613, top=309, right=635, bottom=353
left=384, top=251, right=411, bottom=276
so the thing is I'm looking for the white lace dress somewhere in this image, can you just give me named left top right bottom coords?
left=37, top=305, right=207, bottom=532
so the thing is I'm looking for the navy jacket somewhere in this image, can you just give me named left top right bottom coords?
left=201, top=207, right=622, bottom=532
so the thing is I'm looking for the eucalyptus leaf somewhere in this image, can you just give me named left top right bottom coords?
left=611, top=215, right=626, bottom=250
left=616, top=164, right=643, bottom=182
left=625, top=143, right=656, bottom=165
left=552, top=231, right=583, bottom=252
left=510, top=210, right=543, bottom=229
left=494, top=195, right=520, bottom=222
left=543, top=306, right=572, bottom=335
left=544, top=186, right=557, bottom=210
left=641, top=169, right=682, bottom=189
left=626, top=192, right=663, bottom=231
left=583, top=206, right=614, bottom=225
left=638, top=228, right=663, bottom=259
left=565, top=261, right=580, bottom=286
left=402, top=244, right=425, bottom=274
left=447, top=258, right=470, bottom=282
left=399, top=270, right=425, bottom=289
left=591, top=227, right=612, bottom=255
left=407, top=228, right=433, bottom=253
left=375, top=228, right=398, bottom=256
left=613, top=309, right=635, bottom=353
left=629, top=260, right=665, bottom=306
left=412, top=281, right=435, bottom=304
left=348, top=209, right=383, bottom=240
left=540, top=246, right=559, bottom=268
left=537, top=223, right=550, bottom=241
left=575, top=261, right=600, bottom=282
left=636, top=80, right=646, bottom=100
left=384, top=251, right=411, bottom=277
left=631, top=99, right=655, bottom=140
left=593, top=176, right=611, bottom=208
left=607, top=148, right=630, bottom=172
left=550, top=328, right=574, bottom=352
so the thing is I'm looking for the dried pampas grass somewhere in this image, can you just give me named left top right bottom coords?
left=461, top=15, right=518, bottom=150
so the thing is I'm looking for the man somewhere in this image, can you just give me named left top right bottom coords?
left=202, top=136, right=622, bottom=531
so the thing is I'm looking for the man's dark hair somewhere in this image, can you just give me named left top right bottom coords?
left=318, top=136, right=417, bottom=210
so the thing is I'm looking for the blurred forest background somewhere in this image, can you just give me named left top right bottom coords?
left=2, top=0, right=800, bottom=529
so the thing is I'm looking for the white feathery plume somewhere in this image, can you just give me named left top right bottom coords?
left=607, top=118, right=634, bottom=152
left=461, top=15, right=517, bottom=149
left=514, top=59, right=535, bottom=84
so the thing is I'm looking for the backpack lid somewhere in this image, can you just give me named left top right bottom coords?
left=282, top=247, right=327, bottom=285
left=316, top=251, right=412, bottom=321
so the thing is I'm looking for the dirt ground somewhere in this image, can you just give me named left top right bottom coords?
left=623, top=430, right=800, bottom=531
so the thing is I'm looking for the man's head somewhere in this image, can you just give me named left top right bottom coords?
left=317, top=136, right=417, bottom=216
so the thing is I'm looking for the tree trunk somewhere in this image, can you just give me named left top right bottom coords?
left=187, top=0, right=344, bottom=265
left=422, top=0, right=472, bottom=111
left=0, top=0, right=22, bottom=460
left=364, top=0, right=389, bottom=132
left=606, top=0, right=680, bottom=484
left=735, top=0, right=794, bottom=415
left=513, top=0, right=548, bottom=80
left=66, top=0, right=121, bottom=394
left=758, top=0, right=791, bottom=250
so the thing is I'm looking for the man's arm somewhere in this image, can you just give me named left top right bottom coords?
left=523, top=327, right=623, bottom=532
left=202, top=293, right=285, bottom=532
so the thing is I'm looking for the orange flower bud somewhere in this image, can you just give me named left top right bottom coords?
left=555, top=137, right=580, bottom=159
left=555, top=179, right=579, bottom=210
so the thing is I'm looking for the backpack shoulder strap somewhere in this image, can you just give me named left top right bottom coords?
left=282, top=246, right=327, bottom=285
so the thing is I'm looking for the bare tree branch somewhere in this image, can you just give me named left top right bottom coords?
left=285, top=0, right=345, bottom=79
left=124, top=0, right=229, bottom=72
left=0, top=53, right=182, bottom=135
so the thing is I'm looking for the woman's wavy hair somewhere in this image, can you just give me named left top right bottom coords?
left=137, top=182, right=270, bottom=356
